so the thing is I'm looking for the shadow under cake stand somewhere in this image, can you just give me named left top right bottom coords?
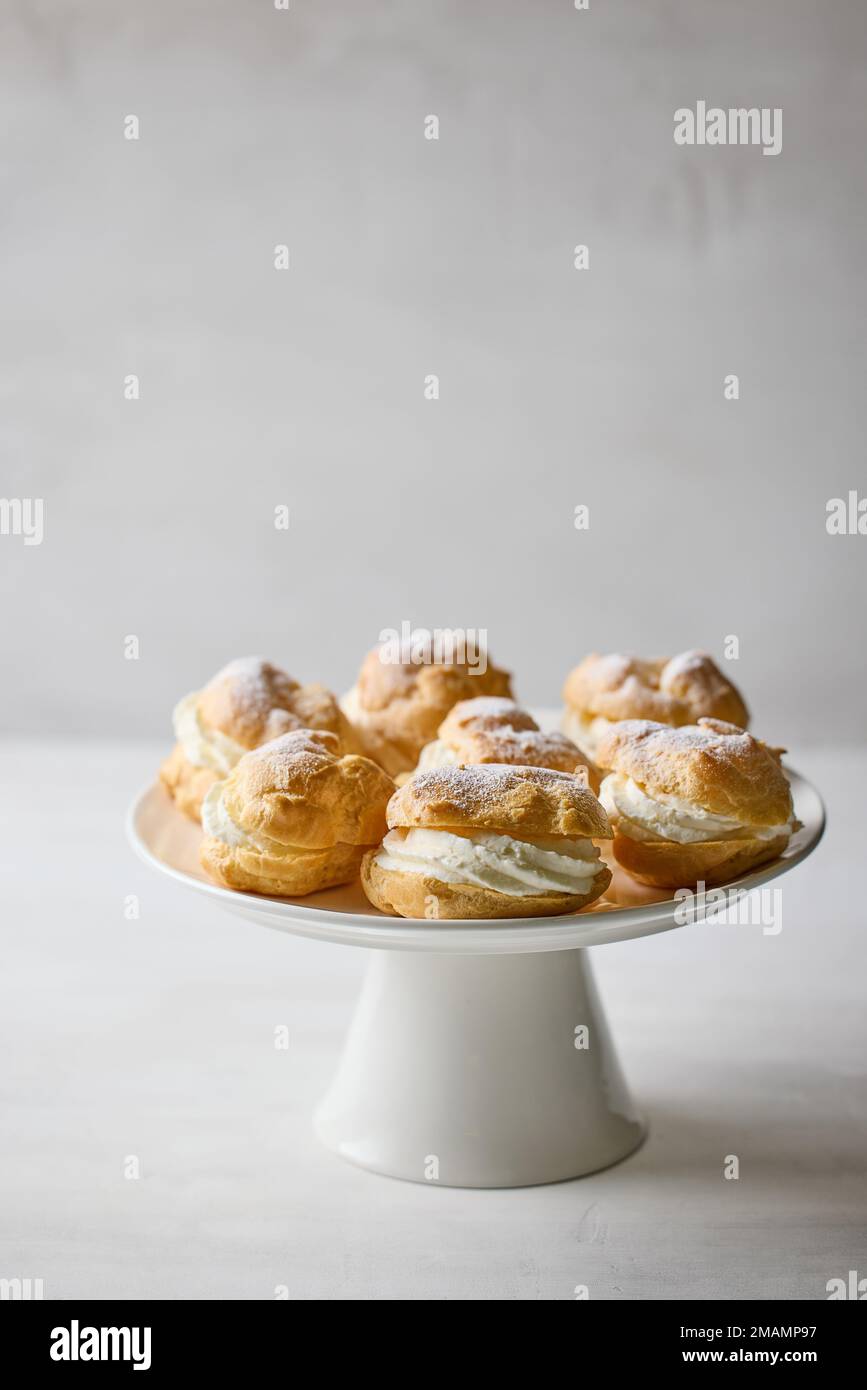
left=128, top=770, right=824, bottom=1188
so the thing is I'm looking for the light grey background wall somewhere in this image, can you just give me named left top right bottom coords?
left=2, top=0, right=865, bottom=745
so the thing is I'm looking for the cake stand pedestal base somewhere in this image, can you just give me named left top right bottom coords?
left=313, top=947, right=645, bottom=1188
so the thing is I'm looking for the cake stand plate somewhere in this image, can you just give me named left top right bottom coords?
left=127, top=771, right=824, bottom=1188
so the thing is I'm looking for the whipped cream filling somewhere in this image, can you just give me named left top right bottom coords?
left=562, top=709, right=612, bottom=759
left=201, top=781, right=255, bottom=848
left=173, top=691, right=246, bottom=774
left=340, top=685, right=364, bottom=723
left=599, top=773, right=792, bottom=845
left=416, top=739, right=459, bottom=770
left=374, top=827, right=602, bottom=897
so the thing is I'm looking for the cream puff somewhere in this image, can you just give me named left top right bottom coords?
left=562, top=650, right=749, bottom=772
left=412, top=696, right=597, bottom=789
left=361, top=763, right=612, bottom=920
left=596, top=718, right=796, bottom=889
left=160, top=656, right=358, bottom=821
left=341, top=647, right=514, bottom=777
left=200, top=729, right=395, bottom=896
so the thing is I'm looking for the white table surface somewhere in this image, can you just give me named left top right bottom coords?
left=1, top=740, right=864, bottom=1301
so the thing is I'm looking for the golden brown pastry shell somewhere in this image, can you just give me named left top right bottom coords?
left=609, top=830, right=790, bottom=890
left=348, top=649, right=514, bottom=775
left=562, top=650, right=749, bottom=730
left=386, top=764, right=611, bottom=840
left=159, top=744, right=218, bottom=822
left=597, top=718, right=793, bottom=827
left=198, top=730, right=395, bottom=897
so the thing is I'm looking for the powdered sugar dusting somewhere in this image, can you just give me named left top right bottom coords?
left=451, top=697, right=528, bottom=722
left=595, top=653, right=656, bottom=688
left=440, top=698, right=537, bottom=742
left=661, top=649, right=706, bottom=682
left=243, top=729, right=337, bottom=789
left=502, top=730, right=572, bottom=754
left=461, top=727, right=585, bottom=769
left=209, top=656, right=297, bottom=721
left=408, top=761, right=578, bottom=809
left=614, top=718, right=752, bottom=758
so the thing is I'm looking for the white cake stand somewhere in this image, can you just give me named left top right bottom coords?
left=127, top=771, right=824, bottom=1188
